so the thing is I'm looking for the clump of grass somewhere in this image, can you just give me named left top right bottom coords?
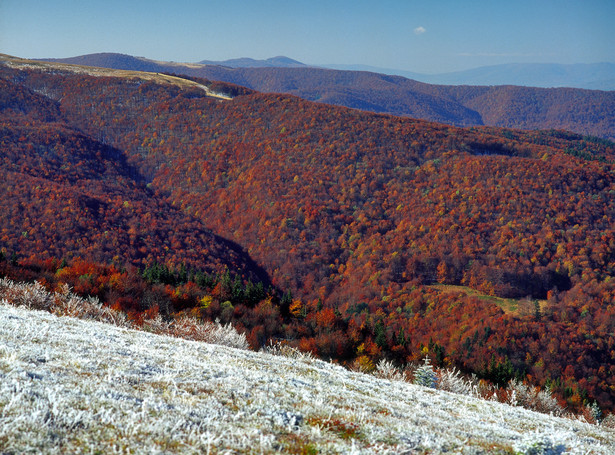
left=306, top=416, right=363, bottom=441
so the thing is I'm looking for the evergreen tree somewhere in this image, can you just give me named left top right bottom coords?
left=414, top=357, right=437, bottom=389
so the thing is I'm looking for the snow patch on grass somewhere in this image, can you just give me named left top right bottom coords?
left=1, top=302, right=613, bottom=454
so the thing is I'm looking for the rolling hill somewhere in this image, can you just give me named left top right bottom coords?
left=39, top=52, right=615, bottom=139
left=1, top=54, right=615, bottom=414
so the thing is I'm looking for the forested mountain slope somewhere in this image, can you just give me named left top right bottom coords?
left=1, top=55, right=614, bottom=413
left=40, top=53, right=615, bottom=139
left=0, top=73, right=266, bottom=284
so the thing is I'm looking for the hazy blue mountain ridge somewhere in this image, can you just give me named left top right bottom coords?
left=323, top=62, right=615, bottom=91
left=198, top=56, right=306, bottom=68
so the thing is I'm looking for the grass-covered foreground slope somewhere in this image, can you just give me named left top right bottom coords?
left=1, top=303, right=613, bottom=454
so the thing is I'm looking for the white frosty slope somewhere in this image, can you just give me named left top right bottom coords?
left=0, top=302, right=613, bottom=454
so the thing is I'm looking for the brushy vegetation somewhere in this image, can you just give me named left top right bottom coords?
left=0, top=277, right=248, bottom=350
left=364, top=354, right=614, bottom=428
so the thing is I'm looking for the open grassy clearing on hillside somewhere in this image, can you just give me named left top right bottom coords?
left=429, top=284, right=548, bottom=315
left=1, top=302, right=613, bottom=454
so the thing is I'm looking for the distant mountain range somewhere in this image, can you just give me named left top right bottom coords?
left=42, top=53, right=615, bottom=90
left=325, top=62, right=615, bottom=91
left=38, top=53, right=615, bottom=138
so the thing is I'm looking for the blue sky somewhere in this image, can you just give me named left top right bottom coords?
left=1, top=0, right=613, bottom=73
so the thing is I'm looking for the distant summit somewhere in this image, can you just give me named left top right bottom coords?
left=198, top=56, right=306, bottom=68
left=41, top=52, right=164, bottom=73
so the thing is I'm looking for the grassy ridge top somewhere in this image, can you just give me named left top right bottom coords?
left=0, top=54, right=231, bottom=99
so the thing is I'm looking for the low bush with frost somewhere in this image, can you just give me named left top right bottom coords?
left=168, top=316, right=249, bottom=350
left=601, top=413, right=615, bottom=429
left=53, top=283, right=131, bottom=327
left=261, top=341, right=315, bottom=362
left=506, top=380, right=565, bottom=417
left=436, top=367, right=486, bottom=398
left=374, top=359, right=406, bottom=381
left=0, top=277, right=54, bottom=311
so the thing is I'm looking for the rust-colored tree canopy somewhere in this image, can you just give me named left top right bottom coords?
left=1, top=61, right=614, bottom=413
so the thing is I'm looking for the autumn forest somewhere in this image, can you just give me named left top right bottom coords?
left=1, top=56, right=614, bottom=415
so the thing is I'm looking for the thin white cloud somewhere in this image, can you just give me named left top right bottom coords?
left=414, top=26, right=426, bottom=35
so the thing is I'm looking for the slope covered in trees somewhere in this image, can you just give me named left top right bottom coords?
left=40, top=53, right=615, bottom=139
left=0, top=77, right=267, bottom=284
left=2, top=56, right=615, bottom=413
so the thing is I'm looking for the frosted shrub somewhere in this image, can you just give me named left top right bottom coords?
left=601, top=413, right=615, bottom=429
left=437, top=367, right=481, bottom=397
left=204, top=319, right=249, bottom=350
left=53, top=284, right=129, bottom=327
left=262, top=341, right=315, bottom=361
left=506, top=380, right=565, bottom=417
left=375, top=359, right=405, bottom=381
left=170, top=316, right=249, bottom=350
left=0, top=278, right=53, bottom=310
left=142, top=314, right=171, bottom=334
left=581, top=401, right=602, bottom=424
left=413, top=357, right=437, bottom=389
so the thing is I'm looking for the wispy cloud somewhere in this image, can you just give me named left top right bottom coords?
left=414, top=26, right=426, bottom=35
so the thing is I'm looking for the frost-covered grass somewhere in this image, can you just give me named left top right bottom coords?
left=0, top=277, right=248, bottom=350
left=1, top=302, right=614, bottom=454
